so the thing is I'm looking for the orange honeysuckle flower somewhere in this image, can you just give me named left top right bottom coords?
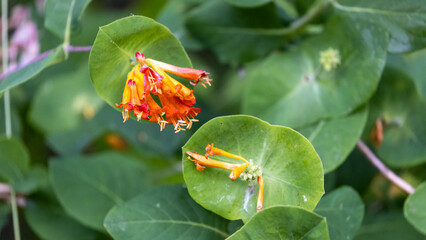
left=116, top=52, right=211, bottom=132
left=186, top=151, right=249, bottom=181
left=186, top=144, right=264, bottom=212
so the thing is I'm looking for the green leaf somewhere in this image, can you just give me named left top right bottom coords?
left=404, top=181, right=426, bottom=235
left=0, top=46, right=65, bottom=95
left=315, top=186, right=364, bottom=240
left=29, top=57, right=104, bottom=135
left=387, top=50, right=426, bottom=99
left=242, top=15, right=387, bottom=128
left=89, top=15, right=191, bottom=109
left=104, top=184, right=230, bottom=240
left=355, top=211, right=425, bottom=240
left=333, top=0, right=426, bottom=53
left=14, top=166, right=50, bottom=194
left=223, top=0, right=272, bottom=8
left=227, top=206, right=329, bottom=240
left=156, top=0, right=204, bottom=50
left=182, top=115, right=324, bottom=221
left=299, top=106, right=368, bottom=173
left=0, top=137, right=30, bottom=188
left=45, top=0, right=92, bottom=39
left=366, top=68, right=426, bottom=167
left=25, top=199, right=101, bottom=240
left=49, top=152, right=149, bottom=231
left=186, top=1, right=286, bottom=65
left=274, top=0, right=298, bottom=18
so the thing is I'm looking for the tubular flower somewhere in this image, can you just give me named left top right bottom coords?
left=116, top=52, right=211, bottom=132
left=186, top=144, right=264, bottom=212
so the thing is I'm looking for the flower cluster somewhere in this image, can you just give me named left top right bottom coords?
left=116, top=52, right=212, bottom=132
left=319, top=48, right=341, bottom=71
left=186, top=144, right=264, bottom=212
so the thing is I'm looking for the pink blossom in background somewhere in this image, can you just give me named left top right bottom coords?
left=7, top=5, right=40, bottom=71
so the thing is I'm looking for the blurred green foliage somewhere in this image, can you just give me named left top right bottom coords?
left=0, top=0, right=425, bottom=239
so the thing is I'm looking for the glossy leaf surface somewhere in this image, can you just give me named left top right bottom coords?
left=89, top=16, right=191, bottom=109
left=182, top=115, right=324, bottom=220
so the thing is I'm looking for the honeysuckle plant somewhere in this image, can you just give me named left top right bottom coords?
left=0, top=0, right=426, bottom=240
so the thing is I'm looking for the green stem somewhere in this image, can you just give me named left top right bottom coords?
left=2, top=0, right=21, bottom=239
left=290, top=0, right=330, bottom=31
left=2, top=0, right=11, bottom=139
left=63, top=0, right=76, bottom=58
left=10, top=188, right=21, bottom=240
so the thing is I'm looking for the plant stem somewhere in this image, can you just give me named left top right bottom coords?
left=67, top=45, right=92, bottom=52
left=356, top=140, right=415, bottom=195
left=2, top=0, right=21, bottom=239
left=10, top=188, right=21, bottom=240
left=0, top=45, right=92, bottom=82
left=1, top=0, right=11, bottom=138
left=0, top=183, right=26, bottom=206
left=290, top=0, right=330, bottom=30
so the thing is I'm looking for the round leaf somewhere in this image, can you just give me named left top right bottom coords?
left=242, top=15, right=388, bottom=128
left=49, top=152, right=149, bottom=231
left=104, top=184, right=230, bottom=240
left=404, top=181, right=426, bottom=235
left=366, top=68, right=426, bottom=167
left=315, top=186, right=364, bottom=240
left=299, top=106, right=368, bottom=173
left=89, top=15, right=191, bottom=109
left=182, top=115, right=324, bottom=220
left=227, top=206, right=329, bottom=240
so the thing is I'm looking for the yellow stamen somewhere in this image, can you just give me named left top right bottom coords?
left=205, top=144, right=248, bottom=163
left=186, top=151, right=249, bottom=181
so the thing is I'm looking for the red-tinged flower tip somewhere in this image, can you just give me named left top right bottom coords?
left=147, top=59, right=212, bottom=88
left=135, top=52, right=145, bottom=65
left=116, top=52, right=211, bottom=132
left=128, top=79, right=135, bottom=87
left=116, top=76, right=149, bottom=122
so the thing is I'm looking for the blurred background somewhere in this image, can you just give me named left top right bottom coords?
left=1, top=0, right=425, bottom=239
